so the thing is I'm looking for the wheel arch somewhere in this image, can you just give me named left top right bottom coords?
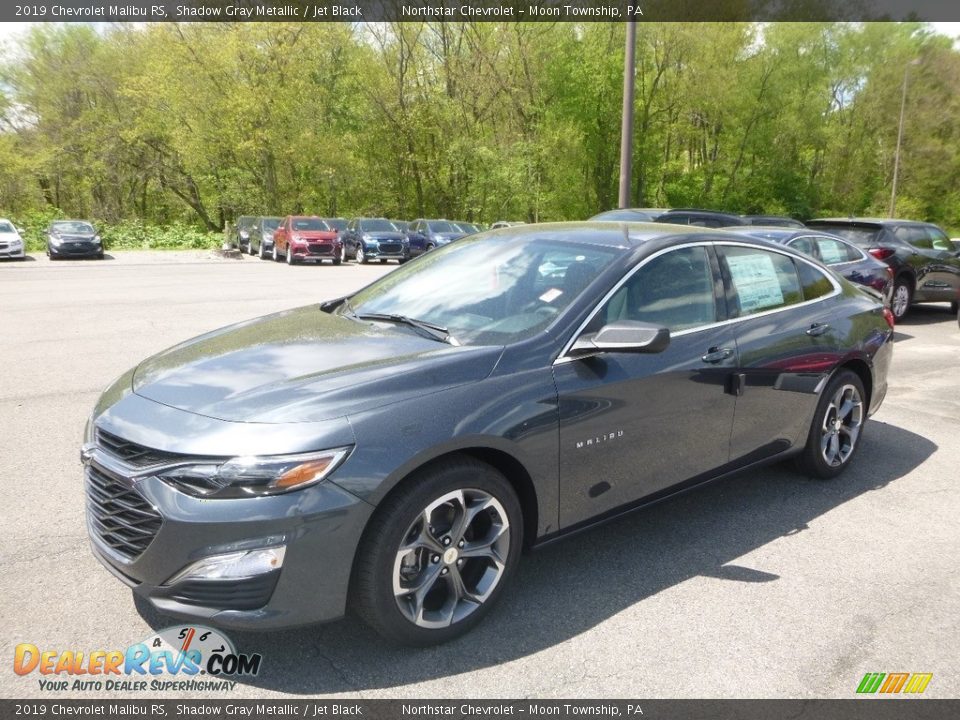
left=835, top=357, right=874, bottom=412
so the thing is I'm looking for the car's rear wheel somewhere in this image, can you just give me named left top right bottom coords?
left=353, top=457, right=522, bottom=646
left=356, top=245, right=367, bottom=264
left=891, top=278, right=912, bottom=320
left=426, top=244, right=435, bottom=252
left=797, top=370, right=866, bottom=479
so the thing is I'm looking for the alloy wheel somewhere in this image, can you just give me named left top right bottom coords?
left=892, top=284, right=910, bottom=318
left=819, top=384, right=863, bottom=468
left=272, top=242, right=278, bottom=261
left=392, top=488, right=510, bottom=629
left=356, top=245, right=365, bottom=264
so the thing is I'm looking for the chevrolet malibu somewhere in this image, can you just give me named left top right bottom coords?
left=82, top=223, right=893, bottom=645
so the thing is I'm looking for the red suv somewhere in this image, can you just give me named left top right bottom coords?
left=272, top=216, right=342, bottom=265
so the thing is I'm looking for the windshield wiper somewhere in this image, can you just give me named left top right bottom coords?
left=354, top=313, right=459, bottom=346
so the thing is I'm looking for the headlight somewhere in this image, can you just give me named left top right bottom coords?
left=49, top=236, right=61, bottom=246
left=157, top=447, right=351, bottom=499
left=239, top=231, right=249, bottom=239
left=92, top=235, right=101, bottom=244
left=10, top=238, right=22, bottom=247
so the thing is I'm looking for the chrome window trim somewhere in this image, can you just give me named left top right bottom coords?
left=554, top=240, right=841, bottom=365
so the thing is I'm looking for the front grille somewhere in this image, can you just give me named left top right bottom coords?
left=378, top=243, right=402, bottom=254
left=0, top=243, right=8, bottom=250
left=165, top=571, right=280, bottom=611
left=85, top=465, right=162, bottom=562
left=96, top=428, right=182, bottom=467
left=307, top=243, right=333, bottom=255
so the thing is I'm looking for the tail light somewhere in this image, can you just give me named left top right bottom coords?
left=869, top=246, right=896, bottom=261
left=883, top=307, right=895, bottom=329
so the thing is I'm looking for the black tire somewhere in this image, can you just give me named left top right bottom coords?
left=950, top=300, right=958, bottom=314
left=259, top=242, right=267, bottom=260
left=286, top=245, right=296, bottom=265
left=380, top=259, right=387, bottom=264
left=97, top=251, right=104, bottom=260
left=338, top=244, right=347, bottom=265
left=797, top=369, right=867, bottom=479
left=356, top=245, right=367, bottom=264
left=272, top=242, right=279, bottom=262
left=890, top=277, right=913, bottom=320
left=352, top=456, right=523, bottom=646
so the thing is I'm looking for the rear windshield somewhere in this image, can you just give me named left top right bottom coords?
left=292, top=218, right=329, bottom=231
left=807, top=225, right=881, bottom=247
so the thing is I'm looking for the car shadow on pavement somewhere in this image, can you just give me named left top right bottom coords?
left=896, top=304, right=956, bottom=327
left=136, top=420, right=935, bottom=694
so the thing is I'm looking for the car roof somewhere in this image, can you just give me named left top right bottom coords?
left=809, top=217, right=931, bottom=227
left=489, top=221, right=776, bottom=250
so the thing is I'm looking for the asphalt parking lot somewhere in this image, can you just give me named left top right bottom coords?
left=2, top=251, right=958, bottom=699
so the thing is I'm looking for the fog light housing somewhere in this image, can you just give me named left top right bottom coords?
left=166, top=546, right=286, bottom=585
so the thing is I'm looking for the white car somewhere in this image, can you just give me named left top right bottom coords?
left=0, top=219, right=26, bottom=260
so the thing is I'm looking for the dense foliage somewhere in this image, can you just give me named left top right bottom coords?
left=1, top=22, right=958, bottom=234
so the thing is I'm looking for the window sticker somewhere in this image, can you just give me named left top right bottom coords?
left=539, top=288, right=563, bottom=303
left=727, top=253, right=784, bottom=312
left=817, top=240, right=847, bottom=264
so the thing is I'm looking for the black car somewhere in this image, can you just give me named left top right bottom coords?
left=743, top=215, right=805, bottom=228
left=248, top=216, right=282, bottom=260
left=406, top=219, right=466, bottom=257
left=590, top=208, right=669, bottom=222
left=234, top=216, right=257, bottom=253
left=82, top=223, right=892, bottom=645
left=46, top=220, right=104, bottom=259
left=341, top=218, right=409, bottom=264
left=656, top=209, right=743, bottom=228
left=725, top=227, right=893, bottom=305
left=806, top=218, right=960, bottom=318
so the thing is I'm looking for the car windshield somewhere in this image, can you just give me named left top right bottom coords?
left=52, top=221, right=94, bottom=234
left=262, top=218, right=281, bottom=230
left=292, top=218, right=329, bottom=231
left=325, top=219, right=347, bottom=231
left=808, top=225, right=881, bottom=247
left=456, top=223, right=479, bottom=233
left=360, top=219, right=398, bottom=232
left=0, top=222, right=14, bottom=233
left=428, top=221, right=457, bottom=233
left=346, top=235, right=621, bottom=346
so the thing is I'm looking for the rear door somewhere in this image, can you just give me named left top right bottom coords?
left=554, top=243, right=738, bottom=527
left=715, top=243, right=843, bottom=463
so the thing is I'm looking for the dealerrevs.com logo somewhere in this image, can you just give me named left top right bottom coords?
left=14, top=626, right=262, bottom=692
left=856, top=672, right=933, bottom=695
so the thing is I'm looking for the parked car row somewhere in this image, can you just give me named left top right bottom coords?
left=232, top=215, right=485, bottom=266
left=589, top=207, right=960, bottom=320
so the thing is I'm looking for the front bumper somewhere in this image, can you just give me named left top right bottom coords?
left=0, top=244, right=25, bottom=258
left=362, top=242, right=409, bottom=260
left=85, top=453, right=374, bottom=630
left=82, top=390, right=374, bottom=630
left=291, top=241, right=342, bottom=261
left=50, top=242, right=101, bottom=258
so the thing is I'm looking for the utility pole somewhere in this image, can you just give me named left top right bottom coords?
left=890, top=59, right=920, bottom=218
left=618, top=20, right=637, bottom=209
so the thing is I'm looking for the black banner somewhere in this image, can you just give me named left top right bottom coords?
left=2, top=700, right=960, bottom=720
left=4, top=0, right=960, bottom=23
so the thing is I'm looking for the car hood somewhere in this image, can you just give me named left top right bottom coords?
left=365, top=232, right=406, bottom=241
left=0, top=231, right=20, bottom=240
left=132, top=305, right=501, bottom=424
left=292, top=231, right=337, bottom=241
left=54, top=233, right=96, bottom=240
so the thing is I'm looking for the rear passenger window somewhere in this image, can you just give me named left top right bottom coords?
left=813, top=237, right=860, bottom=264
left=603, top=246, right=717, bottom=331
left=720, top=246, right=803, bottom=317
left=789, top=237, right=816, bottom=257
left=796, top=261, right=834, bottom=301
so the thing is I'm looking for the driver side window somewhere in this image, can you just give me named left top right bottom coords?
left=602, top=246, right=718, bottom=332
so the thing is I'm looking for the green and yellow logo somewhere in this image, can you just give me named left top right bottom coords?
left=856, top=672, right=932, bottom=695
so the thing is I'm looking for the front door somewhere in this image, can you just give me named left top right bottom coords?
left=553, top=244, right=738, bottom=528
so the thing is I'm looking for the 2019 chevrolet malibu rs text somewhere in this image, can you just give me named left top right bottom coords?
left=82, top=223, right=893, bottom=645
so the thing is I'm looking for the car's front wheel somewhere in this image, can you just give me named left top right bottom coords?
left=286, top=245, right=296, bottom=265
left=356, top=245, right=367, bottom=264
left=272, top=242, right=279, bottom=262
left=353, top=457, right=522, bottom=646
left=259, top=241, right=267, bottom=260
left=797, top=369, right=866, bottom=479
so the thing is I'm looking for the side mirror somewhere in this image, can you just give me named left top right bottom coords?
left=568, top=320, right=670, bottom=358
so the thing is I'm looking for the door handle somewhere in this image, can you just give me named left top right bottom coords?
left=806, top=322, right=831, bottom=337
left=701, top=347, right=733, bottom=364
